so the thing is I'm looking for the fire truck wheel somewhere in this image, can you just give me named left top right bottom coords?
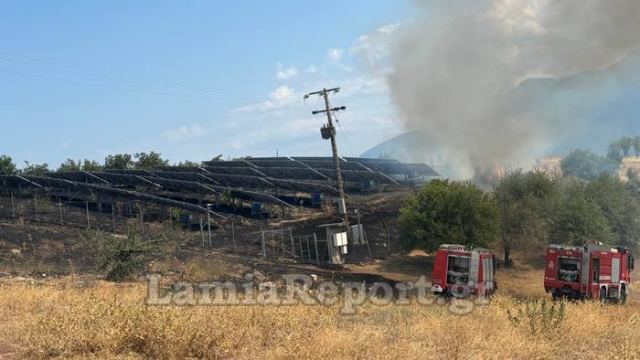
left=620, top=286, right=627, bottom=305
left=599, top=287, right=607, bottom=304
left=551, top=291, right=561, bottom=301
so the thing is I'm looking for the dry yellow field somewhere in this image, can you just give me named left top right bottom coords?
left=0, top=271, right=638, bottom=360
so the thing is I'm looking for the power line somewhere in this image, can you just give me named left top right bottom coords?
left=0, top=67, right=272, bottom=100
left=0, top=50, right=305, bottom=98
left=333, top=111, right=355, bottom=157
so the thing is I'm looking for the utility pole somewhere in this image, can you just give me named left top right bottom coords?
left=305, top=87, right=349, bottom=226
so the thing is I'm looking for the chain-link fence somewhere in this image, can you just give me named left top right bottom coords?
left=256, top=229, right=328, bottom=264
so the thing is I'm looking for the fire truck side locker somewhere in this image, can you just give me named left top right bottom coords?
left=581, top=254, right=589, bottom=296
left=612, top=258, right=620, bottom=283
left=469, top=252, right=480, bottom=286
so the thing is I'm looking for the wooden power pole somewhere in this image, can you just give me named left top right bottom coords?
left=305, top=87, right=349, bottom=226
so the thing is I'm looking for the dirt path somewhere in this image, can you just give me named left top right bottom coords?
left=344, top=250, right=433, bottom=282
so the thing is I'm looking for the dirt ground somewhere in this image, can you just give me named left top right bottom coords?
left=2, top=201, right=640, bottom=358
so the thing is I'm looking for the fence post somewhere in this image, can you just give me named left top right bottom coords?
left=10, top=191, right=15, bottom=219
left=364, top=229, right=373, bottom=259
left=138, top=207, right=144, bottom=234
left=57, top=199, right=63, bottom=226
left=85, top=199, right=90, bottom=230
left=289, top=230, right=295, bottom=260
left=280, top=231, right=285, bottom=257
left=232, top=221, right=236, bottom=254
left=313, top=233, right=320, bottom=264
left=200, top=217, right=205, bottom=247
left=206, top=204, right=212, bottom=247
left=298, top=236, right=304, bottom=260
left=33, top=193, right=38, bottom=221
left=261, top=230, right=267, bottom=258
left=111, top=202, right=116, bottom=233
left=305, top=236, right=311, bottom=262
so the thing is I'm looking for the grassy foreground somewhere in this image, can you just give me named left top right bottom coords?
left=0, top=275, right=639, bottom=359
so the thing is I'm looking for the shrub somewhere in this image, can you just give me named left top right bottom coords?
left=399, top=179, right=499, bottom=252
left=507, top=299, right=565, bottom=337
left=96, top=230, right=162, bottom=282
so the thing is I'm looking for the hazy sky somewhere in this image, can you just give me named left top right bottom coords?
left=2, top=1, right=640, bottom=174
left=0, top=1, right=413, bottom=168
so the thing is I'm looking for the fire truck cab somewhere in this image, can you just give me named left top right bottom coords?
left=431, top=244, right=497, bottom=297
left=544, top=242, right=634, bottom=303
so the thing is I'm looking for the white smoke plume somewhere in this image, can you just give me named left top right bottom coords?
left=388, top=0, right=640, bottom=179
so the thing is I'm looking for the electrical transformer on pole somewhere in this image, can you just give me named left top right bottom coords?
left=304, top=87, right=349, bottom=227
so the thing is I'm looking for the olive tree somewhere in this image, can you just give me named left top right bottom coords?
left=494, top=171, right=555, bottom=267
left=399, top=179, right=499, bottom=252
left=0, top=155, right=17, bottom=174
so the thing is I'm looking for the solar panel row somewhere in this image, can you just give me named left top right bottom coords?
left=201, top=156, right=439, bottom=178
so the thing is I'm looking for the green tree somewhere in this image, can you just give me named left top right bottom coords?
left=57, top=159, right=81, bottom=172
left=58, top=159, right=104, bottom=172
left=561, top=149, right=618, bottom=181
left=0, top=155, right=17, bottom=174
left=585, top=174, right=640, bottom=249
left=619, top=137, right=634, bottom=158
left=494, top=171, right=556, bottom=267
left=21, top=162, right=49, bottom=176
left=134, top=151, right=169, bottom=169
left=632, top=136, right=640, bottom=157
left=607, top=143, right=622, bottom=162
left=399, top=180, right=499, bottom=252
left=104, top=153, right=134, bottom=169
left=81, top=159, right=104, bottom=172
left=177, top=160, right=201, bottom=167
left=549, top=180, right=614, bottom=246
left=607, top=136, right=636, bottom=162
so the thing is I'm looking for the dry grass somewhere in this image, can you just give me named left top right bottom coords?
left=496, top=264, right=548, bottom=300
left=0, top=273, right=638, bottom=359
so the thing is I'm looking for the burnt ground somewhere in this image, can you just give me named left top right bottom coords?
left=0, top=190, right=412, bottom=288
left=6, top=188, right=608, bottom=303
left=0, top=188, right=568, bottom=299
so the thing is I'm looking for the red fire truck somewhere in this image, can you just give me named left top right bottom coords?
left=431, top=244, right=497, bottom=297
left=544, top=242, right=634, bottom=303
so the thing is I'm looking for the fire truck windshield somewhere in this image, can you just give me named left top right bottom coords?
left=558, top=257, right=580, bottom=282
left=447, top=255, right=470, bottom=284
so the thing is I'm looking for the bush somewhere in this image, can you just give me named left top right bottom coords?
left=399, top=179, right=499, bottom=252
left=507, top=299, right=565, bottom=338
left=96, top=230, right=162, bottom=282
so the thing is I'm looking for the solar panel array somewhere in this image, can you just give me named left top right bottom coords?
left=0, top=157, right=439, bottom=219
left=201, top=156, right=439, bottom=184
left=0, top=174, right=225, bottom=218
left=7, top=157, right=439, bottom=194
